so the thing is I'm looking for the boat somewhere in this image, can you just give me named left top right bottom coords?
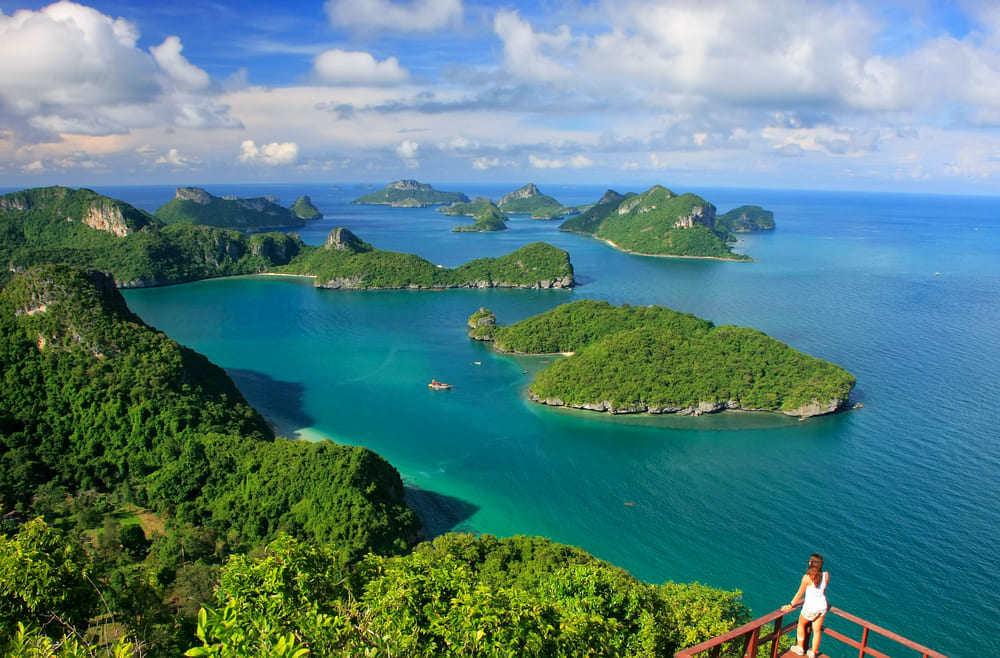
left=428, top=379, right=453, bottom=390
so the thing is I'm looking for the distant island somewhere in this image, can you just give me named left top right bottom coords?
left=277, top=228, right=573, bottom=289
left=497, top=183, right=577, bottom=219
left=439, top=197, right=509, bottom=232
left=155, top=186, right=322, bottom=230
left=469, top=300, right=855, bottom=418
left=560, top=186, right=774, bottom=260
left=714, top=205, right=775, bottom=240
left=352, top=180, right=469, bottom=207
left=0, top=186, right=571, bottom=290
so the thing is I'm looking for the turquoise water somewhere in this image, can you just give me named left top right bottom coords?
left=94, top=183, right=999, bottom=657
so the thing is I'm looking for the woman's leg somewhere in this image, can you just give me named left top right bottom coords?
left=809, top=615, right=825, bottom=655
left=796, top=614, right=809, bottom=650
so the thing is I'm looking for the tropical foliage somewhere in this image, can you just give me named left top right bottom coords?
left=559, top=186, right=759, bottom=260
left=497, top=184, right=576, bottom=219
left=155, top=189, right=302, bottom=230
left=441, top=197, right=509, bottom=231
left=352, top=180, right=469, bottom=205
left=279, top=234, right=574, bottom=288
left=480, top=300, right=856, bottom=414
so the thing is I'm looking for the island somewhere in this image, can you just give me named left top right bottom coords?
left=277, top=228, right=573, bottom=289
left=438, top=197, right=509, bottom=232
left=497, top=183, right=577, bottom=219
left=469, top=300, right=856, bottom=418
left=290, top=194, right=323, bottom=220
left=352, top=179, right=470, bottom=206
left=0, top=186, right=571, bottom=290
left=155, top=186, right=319, bottom=231
left=559, top=185, right=773, bottom=260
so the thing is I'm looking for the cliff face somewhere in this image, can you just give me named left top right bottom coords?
left=499, top=184, right=541, bottom=205
left=175, top=186, right=214, bottom=204
left=672, top=204, right=716, bottom=231
left=82, top=198, right=139, bottom=237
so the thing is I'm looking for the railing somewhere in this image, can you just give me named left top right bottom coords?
left=674, top=604, right=949, bottom=658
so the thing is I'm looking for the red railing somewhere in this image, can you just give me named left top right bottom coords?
left=674, top=604, right=949, bottom=658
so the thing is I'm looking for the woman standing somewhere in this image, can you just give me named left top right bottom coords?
left=782, top=553, right=830, bottom=658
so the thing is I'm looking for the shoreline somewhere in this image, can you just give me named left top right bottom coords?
left=597, top=237, right=754, bottom=262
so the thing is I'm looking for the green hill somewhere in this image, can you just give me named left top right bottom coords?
left=155, top=187, right=309, bottom=230
left=441, top=197, right=509, bottom=232
left=290, top=195, right=323, bottom=219
left=352, top=180, right=469, bottom=206
left=279, top=230, right=573, bottom=289
left=715, top=205, right=775, bottom=238
left=474, top=299, right=856, bottom=417
left=559, top=185, right=753, bottom=260
left=498, top=183, right=576, bottom=219
left=1, top=186, right=305, bottom=288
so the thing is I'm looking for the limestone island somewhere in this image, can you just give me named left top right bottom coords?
left=469, top=300, right=855, bottom=418
left=276, top=228, right=574, bottom=290
left=559, top=186, right=774, bottom=260
left=155, top=186, right=322, bottom=231
left=498, top=183, right=577, bottom=219
left=0, top=186, right=571, bottom=291
left=438, top=197, right=509, bottom=232
left=352, top=180, right=469, bottom=207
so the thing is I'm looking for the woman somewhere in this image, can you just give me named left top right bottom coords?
left=781, top=553, right=830, bottom=658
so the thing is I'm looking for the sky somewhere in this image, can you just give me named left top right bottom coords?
left=1, top=0, right=1000, bottom=193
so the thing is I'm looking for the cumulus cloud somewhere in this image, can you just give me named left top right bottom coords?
left=314, top=50, right=409, bottom=85
left=155, top=148, right=196, bottom=168
left=472, top=156, right=499, bottom=169
left=325, top=0, right=462, bottom=32
left=238, top=139, right=299, bottom=166
left=529, top=154, right=593, bottom=169
left=396, top=139, right=420, bottom=167
left=0, top=1, right=235, bottom=144
left=494, top=9, right=575, bottom=83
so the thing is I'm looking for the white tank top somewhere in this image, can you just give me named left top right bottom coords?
left=803, top=572, right=829, bottom=612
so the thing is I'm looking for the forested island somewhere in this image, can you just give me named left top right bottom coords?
left=469, top=301, right=856, bottom=417
left=352, top=179, right=469, bottom=206
left=497, top=183, right=576, bottom=219
left=155, top=186, right=322, bottom=230
left=438, top=197, right=509, bottom=232
left=277, top=228, right=574, bottom=289
left=0, top=186, right=572, bottom=290
left=559, top=186, right=773, bottom=260
left=0, top=266, right=751, bottom=656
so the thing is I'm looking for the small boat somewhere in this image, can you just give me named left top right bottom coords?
left=428, top=379, right=453, bottom=390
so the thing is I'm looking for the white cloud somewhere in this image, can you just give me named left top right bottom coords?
left=0, top=1, right=234, bottom=142
left=472, top=156, right=499, bottom=169
left=314, top=49, right=409, bottom=85
left=494, top=9, right=575, bottom=84
left=396, top=139, right=420, bottom=167
left=238, top=139, right=299, bottom=166
left=151, top=36, right=211, bottom=92
left=155, top=147, right=196, bottom=168
left=529, top=154, right=593, bottom=169
left=325, top=0, right=462, bottom=32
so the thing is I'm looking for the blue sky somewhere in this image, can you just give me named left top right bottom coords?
left=2, top=0, right=1000, bottom=193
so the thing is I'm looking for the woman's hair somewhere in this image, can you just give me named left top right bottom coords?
left=808, top=553, right=824, bottom=584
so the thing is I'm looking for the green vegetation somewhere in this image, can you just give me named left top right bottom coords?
left=498, top=183, right=576, bottom=219
left=155, top=187, right=304, bottom=230
left=441, top=197, right=509, bottom=232
left=290, top=195, right=322, bottom=220
left=478, top=300, right=856, bottom=416
left=559, top=185, right=759, bottom=260
left=278, top=231, right=574, bottom=289
left=1, top=186, right=305, bottom=287
left=715, top=205, right=775, bottom=240
left=352, top=179, right=469, bottom=206
left=187, top=532, right=751, bottom=657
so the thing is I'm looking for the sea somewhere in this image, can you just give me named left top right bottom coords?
left=14, top=182, right=1000, bottom=657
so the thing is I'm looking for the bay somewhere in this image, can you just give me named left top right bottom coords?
left=93, top=182, right=998, bottom=657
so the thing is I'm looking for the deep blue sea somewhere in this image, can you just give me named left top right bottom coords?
left=20, top=182, right=1000, bottom=656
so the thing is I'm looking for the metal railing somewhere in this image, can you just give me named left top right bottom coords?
left=674, top=604, right=949, bottom=658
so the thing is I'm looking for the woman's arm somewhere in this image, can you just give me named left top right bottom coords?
left=781, top=575, right=810, bottom=611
